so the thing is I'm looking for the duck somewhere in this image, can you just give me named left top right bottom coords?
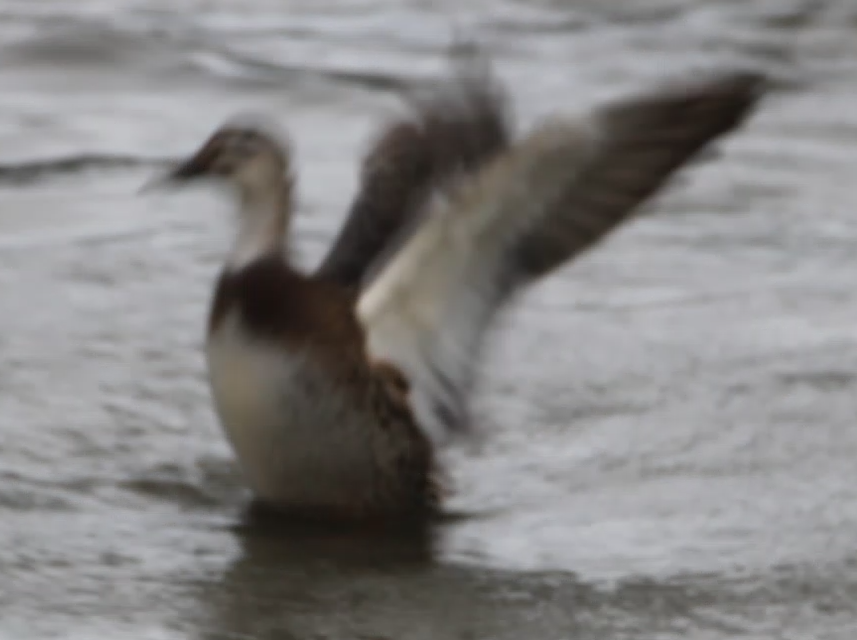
left=144, top=62, right=764, bottom=523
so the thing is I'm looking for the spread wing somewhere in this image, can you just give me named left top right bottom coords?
left=315, top=60, right=512, bottom=289
left=356, top=72, right=765, bottom=444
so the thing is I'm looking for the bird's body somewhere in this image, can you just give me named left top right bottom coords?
left=147, top=61, right=764, bottom=522
left=207, top=258, right=435, bottom=520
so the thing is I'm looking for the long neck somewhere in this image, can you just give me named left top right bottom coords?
left=227, top=180, right=293, bottom=271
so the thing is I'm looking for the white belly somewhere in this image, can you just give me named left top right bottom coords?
left=205, top=314, right=378, bottom=506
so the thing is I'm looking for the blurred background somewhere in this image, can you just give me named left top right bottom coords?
left=1, top=0, right=856, bottom=638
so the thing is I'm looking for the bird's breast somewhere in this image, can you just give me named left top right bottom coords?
left=204, top=312, right=384, bottom=506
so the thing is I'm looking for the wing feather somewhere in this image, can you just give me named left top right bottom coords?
left=357, top=71, right=765, bottom=444
left=315, top=59, right=512, bottom=288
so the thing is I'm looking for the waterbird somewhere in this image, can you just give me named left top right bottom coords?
left=144, top=63, right=764, bottom=523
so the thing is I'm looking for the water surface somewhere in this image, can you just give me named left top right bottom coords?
left=2, top=1, right=857, bottom=638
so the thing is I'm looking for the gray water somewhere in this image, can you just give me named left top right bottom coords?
left=2, top=0, right=857, bottom=638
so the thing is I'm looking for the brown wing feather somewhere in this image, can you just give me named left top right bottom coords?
left=516, top=71, right=765, bottom=278
left=315, top=62, right=512, bottom=288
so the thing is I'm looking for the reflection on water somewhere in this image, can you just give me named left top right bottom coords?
left=2, top=0, right=857, bottom=638
left=199, top=521, right=437, bottom=640
left=193, top=522, right=655, bottom=640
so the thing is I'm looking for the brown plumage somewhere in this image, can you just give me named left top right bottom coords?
left=516, top=72, right=762, bottom=278
left=145, top=63, right=765, bottom=523
left=315, top=61, right=512, bottom=288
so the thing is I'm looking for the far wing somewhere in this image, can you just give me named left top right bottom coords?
left=315, top=60, right=511, bottom=289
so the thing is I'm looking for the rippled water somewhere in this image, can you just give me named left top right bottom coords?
left=2, top=1, right=857, bottom=638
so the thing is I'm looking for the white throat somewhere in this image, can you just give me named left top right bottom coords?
left=227, top=187, right=288, bottom=271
